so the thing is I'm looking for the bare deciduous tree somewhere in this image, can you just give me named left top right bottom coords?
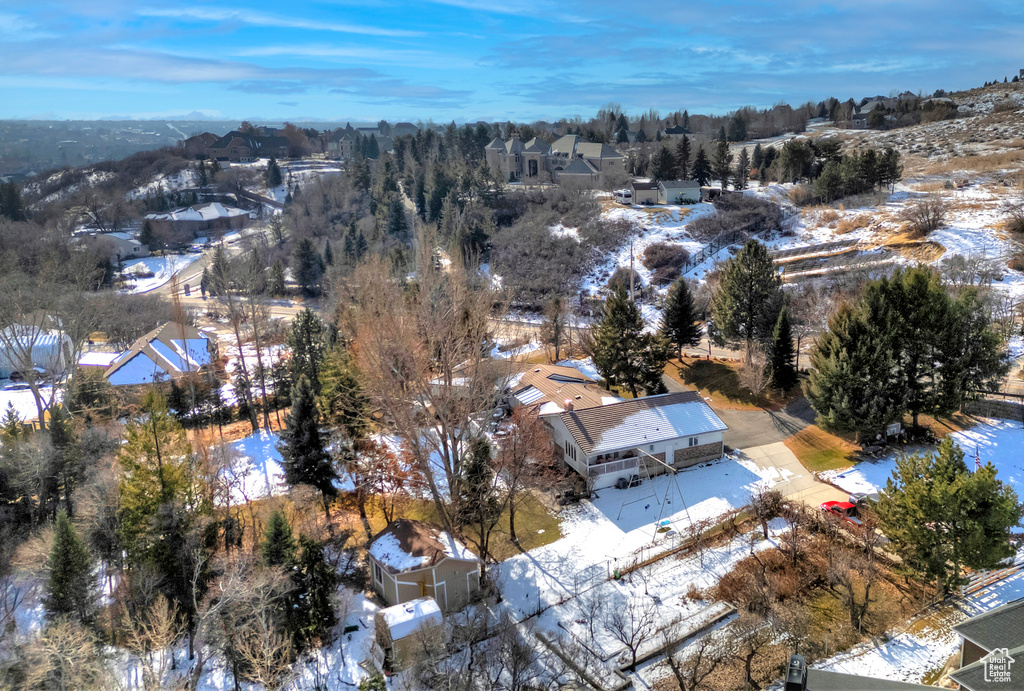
left=902, top=194, right=947, bottom=235
left=121, top=594, right=186, bottom=691
left=749, top=487, right=785, bottom=539
left=604, top=598, right=658, bottom=671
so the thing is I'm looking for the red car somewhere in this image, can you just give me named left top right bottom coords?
left=821, top=500, right=863, bottom=527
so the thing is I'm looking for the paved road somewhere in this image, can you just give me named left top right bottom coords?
left=738, top=442, right=848, bottom=507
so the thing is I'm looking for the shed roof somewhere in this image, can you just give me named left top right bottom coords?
left=632, top=180, right=659, bottom=190
left=953, top=598, right=1024, bottom=653
left=658, top=179, right=700, bottom=190
left=557, top=391, right=727, bottom=456
left=380, top=597, right=443, bottom=641
left=368, top=519, right=478, bottom=574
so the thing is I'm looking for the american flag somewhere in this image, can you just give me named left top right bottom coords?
left=976, top=445, right=981, bottom=471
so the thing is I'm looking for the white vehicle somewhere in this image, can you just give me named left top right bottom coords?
left=614, top=189, right=633, bottom=205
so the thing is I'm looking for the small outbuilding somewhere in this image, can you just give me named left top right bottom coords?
left=373, top=597, right=444, bottom=672
left=367, top=519, right=481, bottom=612
left=658, top=179, right=701, bottom=204
left=631, top=180, right=659, bottom=205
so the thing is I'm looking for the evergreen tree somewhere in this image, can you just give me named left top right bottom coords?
left=0, top=181, right=26, bottom=221
left=355, top=231, right=368, bottom=259
left=266, top=157, right=283, bottom=188
left=293, top=238, right=325, bottom=297
left=674, top=135, right=691, bottom=180
left=616, top=127, right=629, bottom=144
left=269, top=260, right=286, bottom=297
left=660, top=278, right=702, bottom=358
left=592, top=286, right=671, bottom=397
left=260, top=510, right=296, bottom=567
left=323, top=239, right=334, bottom=266
left=318, top=344, right=369, bottom=442
left=752, top=143, right=764, bottom=169
left=1, top=401, right=23, bottom=443
left=139, top=220, right=157, bottom=251
left=45, top=510, right=96, bottom=623
left=766, top=306, right=797, bottom=391
left=712, top=140, right=733, bottom=190
left=876, top=440, right=1024, bottom=594
left=691, top=146, right=712, bottom=186
left=48, top=404, right=81, bottom=516
left=287, top=308, right=327, bottom=394
left=710, top=240, right=785, bottom=348
left=735, top=147, right=751, bottom=190
left=727, top=113, right=747, bottom=142
left=458, top=437, right=500, bottom=570
left=367, top=134, right=380, bottom=159
left=717, top=125, right=727, bottom=142
left=651, top=146, right=676, bottom=181
left=351, top=154, right=371, bottom=192
left=290, top=535, right=338, bottom=649
left=278, top=376, right=336, bottom=511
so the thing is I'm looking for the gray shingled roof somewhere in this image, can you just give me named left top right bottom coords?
left=550, top=134, right=578, bottom=155
left=954, top=598, right=1024, bottom=653
left=632, top=180, right=659, bottom=190
left=950, top=644, right=1024, bottom=691
left=523, top=137, right=550, bottom=153
left=558, top=391, right=727, bottom=456
left=658, top=179, right=700, bottom=190
left=560, top=158, right=598, bottom=176
left=484, top=137, right=504, bottom=150
left=576, top=142, right=623, bottom=159
left=504, top=138, right=525, bottom=154
left=807, top=669, right=931, bottom=690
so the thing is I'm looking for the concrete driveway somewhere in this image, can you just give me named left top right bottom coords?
left=715, top=397, right=816, bottom=450
left=738, top=441, right=848, bottom=507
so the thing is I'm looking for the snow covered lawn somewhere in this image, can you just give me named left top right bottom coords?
left=821, top=419, right=1024, bottom=499
left=223, top=430, right=285, bottom=504
left=0, top=383, right=59, bottom=424
left=119, top=254, right=200, bottom=294
left=495, top=455, right=792, bottom=621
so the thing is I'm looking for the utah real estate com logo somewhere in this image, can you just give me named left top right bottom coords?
left=983, top=648, right=1015, bottom=684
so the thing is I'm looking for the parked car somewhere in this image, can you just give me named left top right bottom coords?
left=2, top=382, right=31, bottom=391
left=616, top=474, right=642, bottom=490
left=848, top=491, right=881, bottom=506
left=821, top=500, right=863, bottom=527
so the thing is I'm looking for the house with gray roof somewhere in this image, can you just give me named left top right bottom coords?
left=104, top=322, right=217, bottom=387
left=544, top=391, right=727, bottom=489
left=950, top=598, right=1024, bottom=690
left=658, top=179, right=701, bottom=204
left=484, top=133, right=624, bottom=185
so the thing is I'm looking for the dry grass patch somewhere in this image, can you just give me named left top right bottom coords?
left=884, top=239, right=946, bottom=261
left=784, top=424, right=859, bottom=473
left=835, top=213, right=874, bottom=234
left=918, top=149, right=1024, bottom=176
left=911, top=412, right=977, bottom=439
left=665, top=357, right=796, bottom=411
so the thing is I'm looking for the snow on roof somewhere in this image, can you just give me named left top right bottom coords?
left=537, top=401, right=565, bottom=416
left=380, top=597, right=443, bottom=641
left=559, top=392, right=728, bottom=456
left=78, top=351, right=121, bottom=367
left=146, top=202, right=248, bottom=223
left=368, top=519, right=479, bottom=574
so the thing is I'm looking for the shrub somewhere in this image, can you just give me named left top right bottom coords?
left=607, top=266, right=644, bottom=293
left=1008, top=252, right=1024, bottom=272
left=835, top=214, right=872, bottom=234
left=901, top=195, right=948, bottom=235
left=788, top=184, right=815, bottom=206
left=688, top=196, right=782, bottom=242
left=642, top=242, right=690, bottom=284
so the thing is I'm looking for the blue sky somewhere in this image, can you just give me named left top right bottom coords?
left=1, top=0, right=1022, bottom=122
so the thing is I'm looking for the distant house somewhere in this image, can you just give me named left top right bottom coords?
left=0, top=325, right=73, bottom=380
left=373, top=597, right=443, bottom=672
left=951, top=598, right=1024, bottom=690
left=631, top=180, right=659, bottom=205
left=104, top=322, right=217, bottom=386
left=75, top=231, right=149, bottom=264
left=663, top=125, right=690, bottom=139
left=207, top=131, right=290, bottom=162
left=484, top=134, right=624, bottom=185
left=658, top=179, right=701, bottom=204
left=392, top=122, right=419, bottom=137
left=326, top=131, right=355, bottom=160
left=145, top=202, right=249, bottom=239
left=545, top=391, right=728, bottom=490
left=180, top=132, right=219, bottom=160
left=367, top=519, right=481, bottom=612
left=506, top=364, right=622, bottom=416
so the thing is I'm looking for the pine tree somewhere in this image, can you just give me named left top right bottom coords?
left=735, top=147, right=751, bottom=190
left=691, top=146, right=712, bottom=186
left=287, top=308, right=327, bottom=394
left=260, top=510, right=296, bottom=567
left=318, top=344, right=369, bottom=442
left=752, top=143, right=764, bottom=169
left=717, top=125, right=727, bottom=142
left=290, top=535, right=338, bottom=649
left=661, top=278, right=702, bottom=358
left=279, top=376, right=336, bottom=510
left=651, top=146, right=676, bottom=181
left=674, top=135, right=691, bottom=180
left=1, top=401, right=23, bottom=443
left=266, top=157, right=283, bottom=188
left=710, top=240, right=785, bottom=348
left=293, top=238, right=325, bottom=297
left=712, top=140, right=732, bottom=190
left=766, top=306, right=797, bottom=391
left=269, top=260, right=286, bottom=297
left=592, top=286, right=672, bottom=397
left=0, top=181, right=27, bottom=221
left=323, top=239, right=334, bottom=266
left=45, top=511, right=96, bottom=623
left=876, top=439, right=1024, bottom=594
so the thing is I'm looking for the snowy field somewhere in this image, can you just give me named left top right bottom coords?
left=495, top=454, right=793, bottom=621
left=0, top=384, right=60, bottom=424
left=822, top=419, right=1024, bottom=499
left=119, top=254, right=200, bottom=294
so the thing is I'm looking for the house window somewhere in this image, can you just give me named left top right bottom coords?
left=374, top=563, right=383, bottom=584
left=688, top=436, right=699, bottom=447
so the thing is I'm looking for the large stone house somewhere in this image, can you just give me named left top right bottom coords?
left=368, top=519, right=482, bottom=612
left=545, top=391, right=728, bottom=490
left=484, top=134, right=625, bottom=185
left=145, top=202, right=249, bottom=240
left=208, top=131, right=290, bottom=162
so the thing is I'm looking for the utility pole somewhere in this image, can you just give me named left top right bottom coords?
left=629, top=239, right=635, bottom=302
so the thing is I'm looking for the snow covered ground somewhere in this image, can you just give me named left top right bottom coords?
left=495, top=454, right=793, bottom=621
left=821, top=419, right=1024, bottom=499
left=119, top=254, right=201, bottom=294
left=0, top=383, right=60, bottom=424
left=223, top=430, right=285, bottom=504
left=219, top=341, right=288, bottom=405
